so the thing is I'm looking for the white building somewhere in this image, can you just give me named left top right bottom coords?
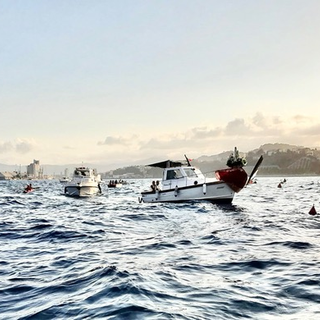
left=0, top=172, right=14, bottom=180
left=27, top=160, right=41, bottom=179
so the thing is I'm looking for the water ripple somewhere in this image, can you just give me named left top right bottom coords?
left=1, top=177, right=320, bottom=319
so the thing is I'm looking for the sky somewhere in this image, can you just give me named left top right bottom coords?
left=1, top=0, right=320, bottom=167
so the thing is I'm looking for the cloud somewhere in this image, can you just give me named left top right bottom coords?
left=292, top=114, right=310, bottom=124
left=224, top=118, right=251, bottom=136
left=298, top=124, right=320, bottom=136
left=0, top=141, right=13, bottom=153
left=62, top=112, right=320, bottom=167
left=133, top=113, right=320, bottom=159
left=251, top=112, right=284, bottom=130
left=0, top=139, right=36, bottom=154
left=97, top=135, right=137, bottom=146
left=15, top=140, right=35, bottom=154
left=140, top=137, right=188, bottom=150
left=252, top=112, right=266, bottom=128
left=190, top=127, right=223, bottom=139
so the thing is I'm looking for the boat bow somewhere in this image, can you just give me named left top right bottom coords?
left=215, top=167, right=248, bottom=192
left=215, top=155, right=263, bottom=192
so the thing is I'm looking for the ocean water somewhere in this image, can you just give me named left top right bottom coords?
left=0, top=177, right=319, bottom=320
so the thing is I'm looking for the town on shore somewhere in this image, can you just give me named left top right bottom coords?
left=1, top=143, right=320, bottom=181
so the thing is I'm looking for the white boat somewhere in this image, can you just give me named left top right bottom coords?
left=64, top=167, right=102, bottom=197
left=139, top=150, right=263, bottom=204
left=60, top=169, right=70, bottom=183
left=59, top=176, right=70, bottom=183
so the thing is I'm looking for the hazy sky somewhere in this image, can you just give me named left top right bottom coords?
left=1, top=0, right=320, bottom=166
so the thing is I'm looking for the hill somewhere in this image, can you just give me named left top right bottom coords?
left=101, top=143, right=320, bottom=178
left=1, top=143, right=319, bottom=178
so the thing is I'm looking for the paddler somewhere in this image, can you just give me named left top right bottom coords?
left=25, top=183, right=32, bottom=192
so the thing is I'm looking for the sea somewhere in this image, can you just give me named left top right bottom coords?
left=0, top=177, right=319, bottom=320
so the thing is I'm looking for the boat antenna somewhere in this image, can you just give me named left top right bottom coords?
left=184, top=154, right=191, bottom=166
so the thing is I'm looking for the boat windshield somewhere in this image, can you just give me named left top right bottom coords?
left=166, top=169, right=183, bottom=180
left=184, top=167, right=198, bottom=178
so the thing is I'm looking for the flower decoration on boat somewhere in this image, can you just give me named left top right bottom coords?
left=226, top=147, right=247, bottom=168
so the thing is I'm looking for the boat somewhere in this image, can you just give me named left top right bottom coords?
left=23, top=183, right=34, bottom=193
left=139, top=148, right=263, bottom=204
left=60, top=169, right=70, bottom=183
left=59, top=176, right=70, bottom=183
left=64, top=167, right=102, bottom=197
left=107, top=180, right=124, bottom=188
left=107, top=182, right=122, bottom=188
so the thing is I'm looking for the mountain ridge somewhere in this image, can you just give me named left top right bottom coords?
left=0, top=143, right=318, bottom=176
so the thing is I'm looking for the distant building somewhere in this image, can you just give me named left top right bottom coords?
left=287, top=156, right=316, bottom=170
left=27, top=160, right=42, bottom=179
left=0, top=172, right=14, bottom=180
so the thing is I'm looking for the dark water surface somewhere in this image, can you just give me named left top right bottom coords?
left=1, top=177, right=320, bottom=319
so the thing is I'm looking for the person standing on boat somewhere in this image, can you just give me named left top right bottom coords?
left=156, top=180, right=161, bottom=191
left=150, top=181, right=156, bottom=192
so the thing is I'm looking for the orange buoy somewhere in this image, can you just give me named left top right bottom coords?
left=309, top=205, right=317, bottom=216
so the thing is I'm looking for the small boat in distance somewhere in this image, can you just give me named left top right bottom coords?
left=59, top=176, right=70, bottom=183
left=64, top=167, right=102, bottom=197
left=60, top=168, right=70, bottom=183
left=23, top=183, right=34, bottom=193
left=139, top=148, right=263, bottom=204
left=107, top=179, right=125, bottom=188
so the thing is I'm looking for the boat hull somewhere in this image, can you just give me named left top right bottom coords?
left=64, top=185, right=101, bottom=197
left=140, top=181, right=234, bottom=203
left=107, top=183, right=122, bottom=188
left=23, top=189, right=34, bottom=194
left=215, top=167, right=248, bottom=192
left=60, top=179, right=70, bottom=184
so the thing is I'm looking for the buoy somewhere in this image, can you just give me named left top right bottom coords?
left=309, top=205, right=317, bottom=216
left=277, top=183, right=282, bottom=188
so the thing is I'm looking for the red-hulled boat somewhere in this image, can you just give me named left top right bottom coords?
left=139, top=148, right=263, bottom=204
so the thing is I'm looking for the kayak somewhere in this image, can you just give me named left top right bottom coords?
left=23, top=188, right=34, bottom=193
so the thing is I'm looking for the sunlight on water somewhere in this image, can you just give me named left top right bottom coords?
left=0, top=177, right=320, bottom=319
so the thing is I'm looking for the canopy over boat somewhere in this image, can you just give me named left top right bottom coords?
left=147, top=160, right=185, bottom=168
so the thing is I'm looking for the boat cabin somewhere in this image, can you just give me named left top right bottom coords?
left=74, top=167, right=90, bottom=177
left=161, top=166, right=206, bottom=190
left=147, top=158, right=209, bottom=191
left=71, top=167, right=101, bottom=183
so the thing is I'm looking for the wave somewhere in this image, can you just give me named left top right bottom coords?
left=1, top=177, right=320, bottom=319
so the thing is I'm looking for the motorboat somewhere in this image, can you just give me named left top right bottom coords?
left=60, top=168, right=70, bottom=183
left=59, top=176, right=70, bottom=183
left=107, top=182, right=122, bottom=188
left=139, top=148, right=263, bottom=204
left=64, top=167, right=102, bottom=197
left=107, top=180, right=124, bottom=188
